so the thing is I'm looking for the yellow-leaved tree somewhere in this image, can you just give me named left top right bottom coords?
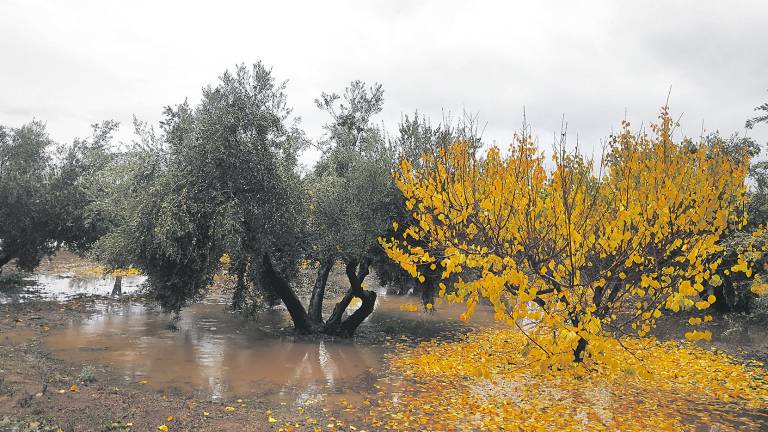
left=381, top=107, right=752, bottom=365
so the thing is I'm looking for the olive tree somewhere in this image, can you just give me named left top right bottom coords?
left=296, top=81, right=398, bottom=335
left=0, top=121, right=56, bottom=273
left=91, top=63, right=307, bottom=313
left=50, top=120, right=120, bottom=254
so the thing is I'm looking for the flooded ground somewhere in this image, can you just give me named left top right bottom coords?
left=0, top=251, right=147, bottom=303
left=41, top=290, right=496, bottom=404
left=0, top=274, right=146, bottom=303
left=2, top=254, right=766, bottom=430
left=0, top=262, right=498, bottom=431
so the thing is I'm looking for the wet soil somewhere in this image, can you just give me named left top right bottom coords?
left=0, top=254, right=492, bottom=431
left=2, top=252, right=766, bottom=431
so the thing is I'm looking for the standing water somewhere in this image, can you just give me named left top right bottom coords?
left=0, top=274, right=146, bottom=303
left=42, top=293, right=496, bottom=403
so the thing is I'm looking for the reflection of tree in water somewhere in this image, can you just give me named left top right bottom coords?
left=79, top=303, right=382, bottom=401
left=19, top=275, right=147, bottom=300
left=44, top=298, right=496, bottom=402
left=217, top=333, right=382, bottom=402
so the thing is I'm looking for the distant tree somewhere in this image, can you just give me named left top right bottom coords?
left=50, top=120, right=120, bottom=253
left=746, top=91, right=768, bottom=130
left=0, top=121, right=56, bottom=273
left=86, top=118, right=165, bottom=295
left=701, top=129, right=768, bottom=313
left=682, top=93, right=768, bottom=315
left=372, top=113, right=442, bottom=301
left=0, top=120, right=123, bottom=276
left=374, top=112, right=482, bottom=307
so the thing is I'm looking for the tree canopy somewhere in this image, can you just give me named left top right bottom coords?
left=382, top=107, right=752, bottom=362
left=0, top=121, right=56, bottom=271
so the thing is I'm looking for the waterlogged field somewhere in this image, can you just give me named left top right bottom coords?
left=0, top=256, right=767, bottom=431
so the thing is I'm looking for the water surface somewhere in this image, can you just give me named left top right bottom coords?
left=0, top=274, right=146, bottom=303
left=43, top=293, right=494, bottom=402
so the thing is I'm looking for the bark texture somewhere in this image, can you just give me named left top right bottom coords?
left=323, top=259, right=377, bottom=337
left=111, top=276, right=123, bottom=296
left=261, top=254, right=313, bottom=334
left=308, top=258, right=334, bottom=325
left=260, top=254, right=377, bottom=338
left=0, top=254, right=12, bottom=275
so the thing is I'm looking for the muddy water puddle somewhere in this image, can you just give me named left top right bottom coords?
left=42, top=294, right=494, bottom=402
left=0, top=327, right=36, bottom=345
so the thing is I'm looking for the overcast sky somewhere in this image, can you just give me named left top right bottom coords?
left=2, top=0, right=767, bottom=168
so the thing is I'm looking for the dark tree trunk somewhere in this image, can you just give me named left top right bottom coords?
left=231, top=262, right=247, bottom=310
left=712, top=277, right=753, bottom=313
left=573, top=337, right=588, bottom=363
left=261, top=254, right=313, bottom=334
left=338, top=289, right=376, bottom=337
left=323, top=259, right=377, bottom=337
left=308, top=258, right=334, bottom=325
left=110, top=276, right=123, bottom=297
left=421, top=277, right=436, bottom=308
left=325, top=290, right=355, bottom=332
left=569, top=312, right=588, bottom=363
left=0, top=254, right=12, bottom=275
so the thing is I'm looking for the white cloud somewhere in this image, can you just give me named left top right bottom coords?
left=1, top=0, right=766, bottom=167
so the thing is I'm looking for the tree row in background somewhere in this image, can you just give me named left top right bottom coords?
left=0, top=63, right=456, bottom=337
left=2, top=62, right=767, bottom=345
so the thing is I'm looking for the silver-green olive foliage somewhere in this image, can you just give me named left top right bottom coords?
left=0, top=120, right=118, bottom=272
left=0, top=122, right=55, bottom=271
left=308, top=81, right=397, bottom=263
left=110, top=63, right=308, bottom=311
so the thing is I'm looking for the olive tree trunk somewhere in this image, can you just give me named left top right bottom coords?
left=111, top=276, right=123, bottom=296
left=308, top=258, right=334, bottom=325
left=231, top=262, right=247, bottom=311
left=0, top=254, right=12, bottom=275
left=323, top=259, right=377, bottom=337
left=260, top=254, right=376, bottom=338
left=261, top=254, right=313, bottom=334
